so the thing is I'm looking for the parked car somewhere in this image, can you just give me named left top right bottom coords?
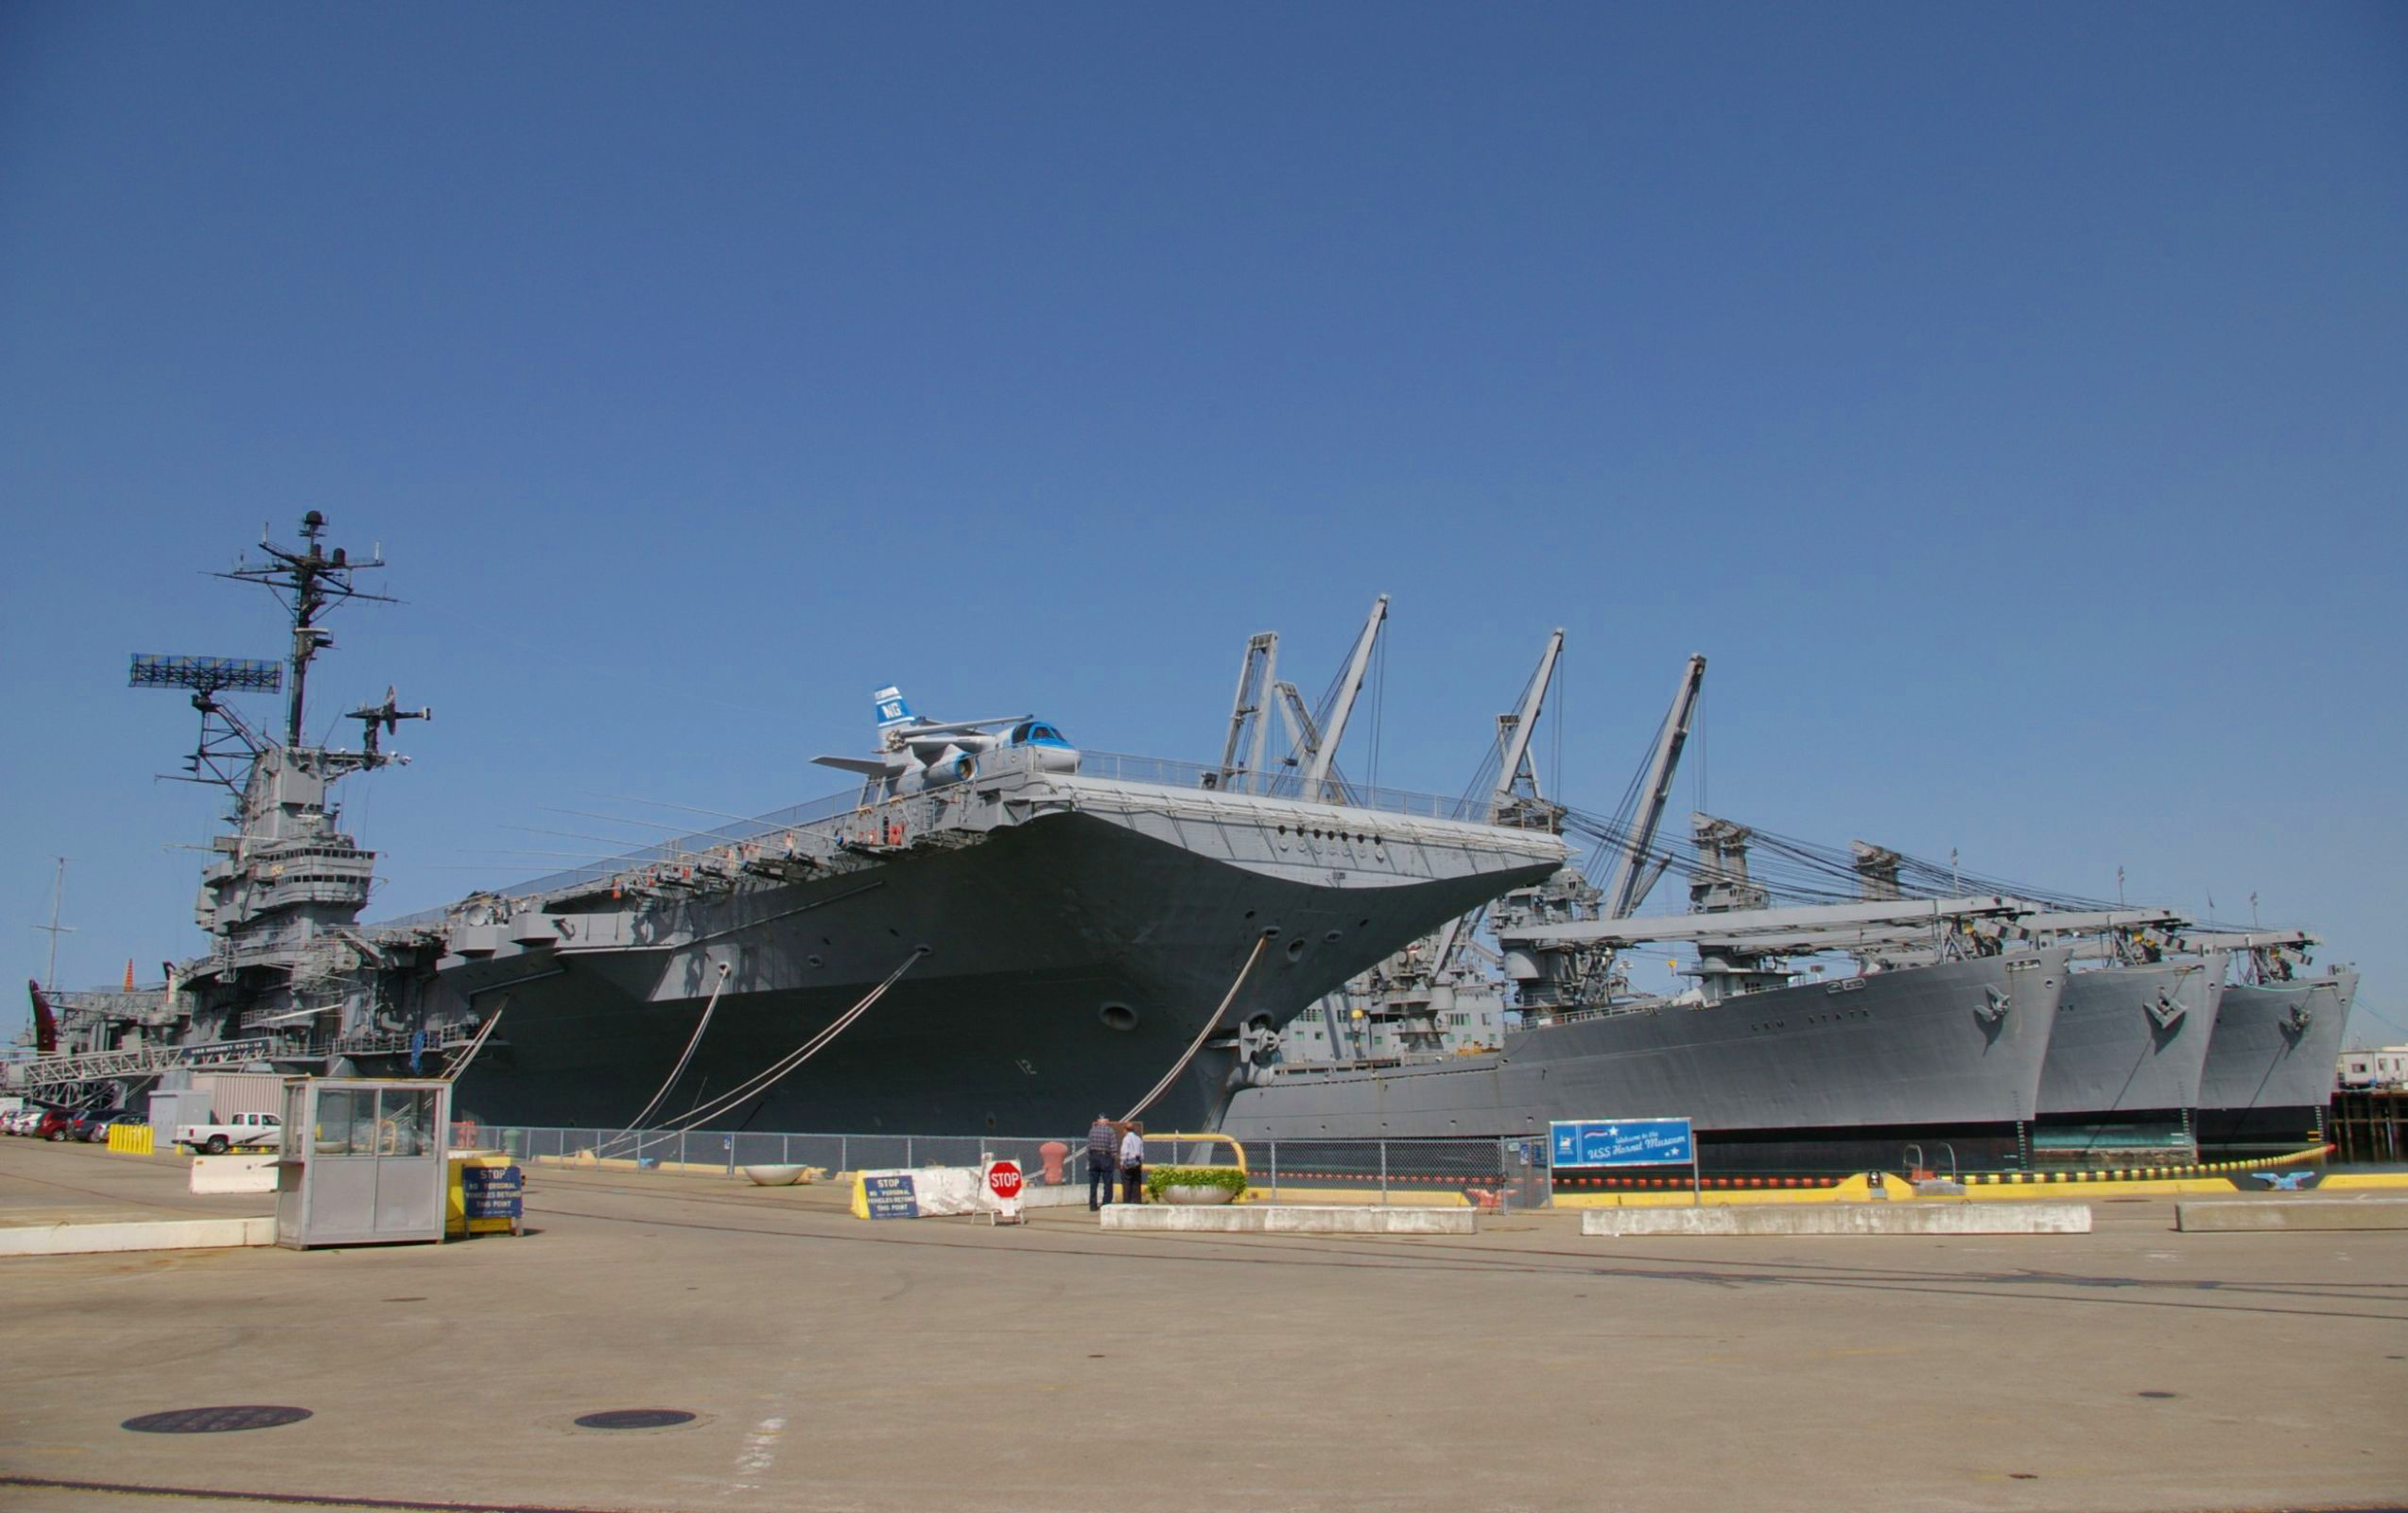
left=78, top=1111, right=139, bottom=1143
left=101, top=1112, right=151, bottom=1142
left=1, top=1108, right=38, bottom=1135
left=36, top=1108, right=79, bottom=1141
left=64, top=1110, right=111, bottom=1142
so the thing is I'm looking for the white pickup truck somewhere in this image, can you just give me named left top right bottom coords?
left=174, top=1111, right=283, bottom=1154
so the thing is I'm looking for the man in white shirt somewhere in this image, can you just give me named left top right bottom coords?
left=1117, top=1122, right=1147, bottom=1205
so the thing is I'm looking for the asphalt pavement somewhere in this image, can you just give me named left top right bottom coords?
left=1, top=1138, right=2401, bottom=1513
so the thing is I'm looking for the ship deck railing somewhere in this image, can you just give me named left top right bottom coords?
left=369, top=751, right=1540, bottom=933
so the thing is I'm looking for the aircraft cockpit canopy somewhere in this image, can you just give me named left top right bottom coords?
left=1010, top=721, right=1073, bottom=749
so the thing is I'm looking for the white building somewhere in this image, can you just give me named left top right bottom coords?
left=2337, top=1046, right=2408, bottom=1089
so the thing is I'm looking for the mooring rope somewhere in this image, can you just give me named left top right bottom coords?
left=1120, top=931, right=1272, bottom=1124
left=629, top=947, right=927, bottom=1142
left=617, top=963, right=732, bottom=1135
left=438, top=1003, right=507, bottom=1083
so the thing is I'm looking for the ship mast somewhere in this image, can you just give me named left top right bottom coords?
left=34, top=857, right=72, bottom=993
left=217, top=510, right=398, bottom=749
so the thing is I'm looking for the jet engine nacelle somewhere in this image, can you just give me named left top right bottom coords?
left=909, top=749, right=979, bottom=790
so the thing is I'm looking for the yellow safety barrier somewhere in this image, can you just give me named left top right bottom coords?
left=106, top=1123, right=155, bottom=1156
left=1142, top=1131, right=1247, bottom=1175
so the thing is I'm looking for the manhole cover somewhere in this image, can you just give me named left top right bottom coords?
left=574, top=1409, right=696, bottom=1431
left=124, top=1406, right=313, bottom=1435
left=2137, top=1390, right=2180, bottom=1400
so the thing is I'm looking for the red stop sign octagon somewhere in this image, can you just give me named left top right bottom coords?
left=987, top=1160, right=1024, bottom=1199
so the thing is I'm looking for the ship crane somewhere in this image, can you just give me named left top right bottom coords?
left=1212, top=594, right=1389, bottom=803
left=2173, top=927, right=2320, bottom=984
left=1215, top=633, right=1279, bottom=795
left=1499, top=892, right=2035, bottom=1007
left=1500, top=893, right=2034, bottom=951
left=1428, top=631, right=1570, bottom=982
left=1600, top=654, right=1706, bottom=920
left=1299, top=594, right=1388, bottom=804
left=1488, top=629, right=1563, bottom=831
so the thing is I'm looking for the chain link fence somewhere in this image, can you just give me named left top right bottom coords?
left=468, top=1123, right=1555, bottom=1208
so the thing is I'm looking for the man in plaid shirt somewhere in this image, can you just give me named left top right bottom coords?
left=1085, top=1115, right=1118, bottom=1210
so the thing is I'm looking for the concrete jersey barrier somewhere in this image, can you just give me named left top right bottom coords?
left=1102, top=1205, right=1475, bottom=1234
left=1583, top=1202, right=2092, bottom=1237
left=2175, top=1198, right=2408, bottom=1233
left=190, top=1153, right=281, bottom=1194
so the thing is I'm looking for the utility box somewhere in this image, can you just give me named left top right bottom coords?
left=274, top=1078, right=451, bottom=1248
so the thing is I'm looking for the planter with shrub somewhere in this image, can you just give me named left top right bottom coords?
left=1144, top=1164, right=1249, bottom=1205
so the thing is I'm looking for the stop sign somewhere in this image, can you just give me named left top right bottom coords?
left=987, top=1160, right=1024, bottom=1199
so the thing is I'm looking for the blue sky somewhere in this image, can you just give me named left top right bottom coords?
left=3, top=4, right=2402, bottom=1045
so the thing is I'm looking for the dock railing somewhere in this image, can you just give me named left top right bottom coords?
left=466, top=1125, right=1554, bottom=1208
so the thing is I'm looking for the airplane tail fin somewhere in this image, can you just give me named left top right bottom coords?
left=874, top=686, right=915, bottom=731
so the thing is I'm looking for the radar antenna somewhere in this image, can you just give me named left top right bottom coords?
left=130, top=513, right=421, bottom=791
left=129, top=654, right=282, bottom=792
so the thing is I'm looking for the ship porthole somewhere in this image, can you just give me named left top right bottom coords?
left=1284, top=939, right=1308, bottom=962
left=1099, top=1002, right=1138, bottom=1032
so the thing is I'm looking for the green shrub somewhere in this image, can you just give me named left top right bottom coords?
left=1144, top=1164, right=1249, bottom=1199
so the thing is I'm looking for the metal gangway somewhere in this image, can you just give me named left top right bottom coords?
left=2, top=1038, right=277, bottom=1096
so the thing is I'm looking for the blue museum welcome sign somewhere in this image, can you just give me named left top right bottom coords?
left=1550, top=1118, right=1695, bottom=1169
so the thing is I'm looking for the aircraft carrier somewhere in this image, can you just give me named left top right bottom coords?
left=9, top=521, right=2356, bottom=1168
left=6, top=519, right=1565, bottom=1135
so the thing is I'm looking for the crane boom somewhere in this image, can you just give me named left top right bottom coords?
left=1491, top=630, right=1564, bottom=810
left=1602, top=654, right=1707, bottom=918
left=2175, top=928, right=2317, bottom=951
left=1500, top=894, right=2027, bottom=950
left=1301, top=594, right=1388, bottom=800
left=1217, top=633, right=1279, bottom=794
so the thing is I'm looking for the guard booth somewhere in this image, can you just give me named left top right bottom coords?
left=275, top=1078, right=450, bottom=1248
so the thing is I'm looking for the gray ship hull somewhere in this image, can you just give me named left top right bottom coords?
left=2035, top=956, right=2225, bottom=1127
left=1221, top=948, right=2067, bottom=1156
left=428, top=804, right=1561, bottom=1136
left=2193, top=971, right=2356, bottom=1146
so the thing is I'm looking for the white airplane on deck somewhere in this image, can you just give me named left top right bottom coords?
left=813, top=686, right=1080, bottom=797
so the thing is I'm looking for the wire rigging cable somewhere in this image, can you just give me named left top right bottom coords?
left=1120, top=932, right=1272, bottom=1123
